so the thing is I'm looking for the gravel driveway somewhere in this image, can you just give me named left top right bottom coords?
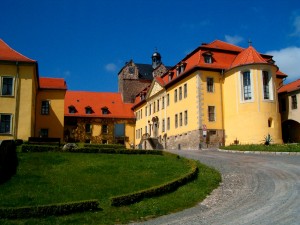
left=133, top=149, right=300, bottom=225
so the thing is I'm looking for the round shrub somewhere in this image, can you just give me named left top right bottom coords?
left=0, top=140, right=19, bottom=184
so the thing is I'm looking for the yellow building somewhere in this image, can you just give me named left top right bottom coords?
left=0, top=39, right=39, bottom=141
left=132, top=40, right=286, bottom=149
left=278, top=79, right=300, bottom=143
left=35, top=77, right=67, bottom=140
left=64, top=91, right=135, bottom=148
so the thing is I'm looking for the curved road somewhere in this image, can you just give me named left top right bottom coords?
left=134, top=149, right=300, bottom=225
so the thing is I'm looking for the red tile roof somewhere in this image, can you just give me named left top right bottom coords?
left=0, top=39, right=35, bottom=62
left=278, top=79, right=300, bottom=93
left=39, top=77, right=67, bottom=90
left=202, top=40, right=244, bottom=52
left=65, top=91, right=135, bottom=118
left=230, top=46, right=268, bottom=68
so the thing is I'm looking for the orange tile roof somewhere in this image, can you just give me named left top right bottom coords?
left=0, top=39, right=35, bottom=62
left=65, top=91, right=135, bottom=118
left=202, top=40, right=244, bottom=52
left=278, top=79, right=300, bottom=93
left=230, top=46, right=267, bottom=68
left=39, top=77, right=67, bottom=90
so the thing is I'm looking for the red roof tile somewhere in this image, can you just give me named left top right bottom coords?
left=278, top=79, right=300, bottom=93
left=230, top=46, right=267, bottom=68
left=65, top=91, right=135, bottom=118
left=39, top=77, right=67, bottom=90
left=202, top=40, right=244, bottom=52
left=0, top=39, right=35, bottom=62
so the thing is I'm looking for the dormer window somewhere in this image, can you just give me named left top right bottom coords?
left=168, top=72, right=173, bottom=81
left=85, top=106, right=93, bottom=114
left=101, top=107, right=109, bottom=114
left=68, top=106, right=77, bottom=114
left=176, top=62, right=186, bottom=76
left=267, top=58, right=275, bottom=64
left=203, top=52, right=213, bottom=64
left=140, top=93, right=146, bottom=101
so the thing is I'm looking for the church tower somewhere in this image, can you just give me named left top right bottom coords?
left=152, top=51, right=162, bottom=69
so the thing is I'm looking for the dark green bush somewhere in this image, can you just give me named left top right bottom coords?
left=111, top=161, right=198, bottom=206
left=0, top=140, right=18, bottom=184
left=21, top=144, right=60, bottom=153
left=0, top=199, right=100, bottom=219
left=83, top=143, right=125, bottom=149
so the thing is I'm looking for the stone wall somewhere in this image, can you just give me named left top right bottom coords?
left=165, top=129, right=224, bottom=150
left=121, top=79, right=151, bottom=103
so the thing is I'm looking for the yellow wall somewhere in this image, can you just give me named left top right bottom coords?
left=223, top=65, right=282, bottom=145
left=35, top=89, right=66, bottom=140
left=0, top=63, right=37, bottom=141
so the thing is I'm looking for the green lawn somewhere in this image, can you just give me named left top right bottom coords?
left=0, top=152, right=221, bottom=225
left=221, top=143, right=300, bottom=152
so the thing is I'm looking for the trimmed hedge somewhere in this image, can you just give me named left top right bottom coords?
left=83, top=144, right=125, bottom=149
left=0, top=140, right=18, bottom=184
left=0, top=200, right=100, bottom=219
left=67, top=147, right=164, bottom=155
left=111, top=160, right=198, bottom=206
left=21, top=144, right=61, bottom=153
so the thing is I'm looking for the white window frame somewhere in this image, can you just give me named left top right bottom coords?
left=0, top=114, right=13, bottom=134
left=207, top=77, right=214, bottom=93
left=262, top=71, right=274, bottom=101
left=240, top=71, right=254, bottom=102
left=208, top=106, right=216, bottom=122
left=1, top=76, right=15, bottom=96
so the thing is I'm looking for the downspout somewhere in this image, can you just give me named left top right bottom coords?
left=220, top=69, right=225, bottom=146
left=14, top=62, right=20, bottom=140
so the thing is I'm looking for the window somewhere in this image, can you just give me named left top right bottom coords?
left=262, top=71, right=273, bottom=100
left=179, top=87, right=182, bottom=100
left=268, top=118, right=273, bottom=128
left=167, top=94, right=170, bottom=106
left=149, top=104, right=152, bottom=115
left=184, top=83, right=187, bottom=98
left=179, top=113, right=182, bottom=126
left=157, top=100, right=159, bottom=111
left=41, top=100, right=50, bottom=115
left=153, top=102, right=156, bottom=113
left=168, top=73, right=173, bottom=81
left=114, top=123, right=125, bottom=137
left=102, top=125, right=108, bottom=134
left=174, top=89, right=178, bottom=102
left=175, top=114, right=178, bottom=128
left=281, top=98, right=286, bottom=112
left=85, top=107, right=93, bottom=114
left=68, top=106, right=76, bottom=114
left=184, top=110, right=188, bottom=125
left=0, top=114, right=12, bottom=134
left=162, top=97, right=165, bottom=109
left=85, top=124, right=91, bottom=133
left=167, top=117, right=170, bottom=130
left=1, top=77, right=14, bottom=96
left=203, top=52, right=213, bottom=64
left=292, top=95, right=297, bottom=109
left=145, top=106, right=147, bottom=116
left=208, top=106, right=215, bottom=122
left=141, top=109, right=143, bottom=119
left=241, top=71, right=252, bottom=101
left=207, top=77, right=214, bottom=92
left=102, top=107, right=109, bottom=114
left=102, top=140, right=108, bottom=144
left=129, top=66, right=135, bottom=75
left=162, top=119, right=165, bottom=132
left=40, top=129, right=48, bottom=138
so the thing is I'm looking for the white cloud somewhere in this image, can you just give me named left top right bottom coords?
left=224, top=35, right=244, bottom=45
left=266, top=47, right=300, bottom=82
left=105, top=63, right=117, bottom=72
left=291, top=15, right=300, bottom=37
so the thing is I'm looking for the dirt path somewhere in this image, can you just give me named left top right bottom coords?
left=133, top=150, right=300, bottom=225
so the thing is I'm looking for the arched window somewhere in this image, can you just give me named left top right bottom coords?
left=268, top=118, right=273, bottom=128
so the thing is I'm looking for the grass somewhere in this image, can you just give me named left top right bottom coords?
left=221, top=143, right=300, bottom=152
left=0, top=152, right=221, bottom=225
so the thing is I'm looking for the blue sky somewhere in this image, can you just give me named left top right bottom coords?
left=1, top=0, right=300, bottom=92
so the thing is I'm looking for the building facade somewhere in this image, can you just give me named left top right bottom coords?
left=0, top=39, right=39, bottom=141
left=64, top=91, right=135, bottom=148
left=278, top=79, right=300, bottom=143
left=132, top=40, right=286, bottom=149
